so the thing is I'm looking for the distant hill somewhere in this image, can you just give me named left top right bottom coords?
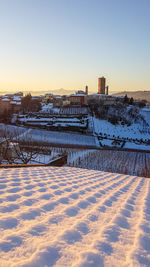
left=48, top=88, right=75, bottom=95
left=114, top=91, right=150, bottom=103
left=0, top=88, right=75, bottom=96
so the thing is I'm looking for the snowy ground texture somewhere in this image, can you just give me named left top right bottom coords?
left=0, top=166, right=150, bottom=267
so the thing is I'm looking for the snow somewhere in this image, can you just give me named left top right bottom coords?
left=0, top=124, right=97, bottom=148
left=10, top=101, right=21, bottom=105
left=92, top=116, right=150, bottom=151
left=27, top=128, right=96, bottom=147
left=1, top=98, right=9, bottom=102
left=41, top=103, right=53, bottom=112
left=0, top=166, right=150, bottom=266
left=12, top=96, right=21, bottom=101
left=69, top=150, right=150, bottom=177
left=18, top=117, right=87, bottom=128
left=141, top=107, right=150, bottom=125
left=93, top=117, right=150, bottom=141
left=124, top=142, right=150, bottom=151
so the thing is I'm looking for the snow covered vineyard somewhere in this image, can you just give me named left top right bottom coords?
left=0, top=167, right=150, bottom=267
left=69, top=150, right=150, bottom=178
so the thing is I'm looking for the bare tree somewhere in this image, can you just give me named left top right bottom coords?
left=0, top=126, right=49, bottom=165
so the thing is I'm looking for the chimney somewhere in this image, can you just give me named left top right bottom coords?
left=106, top=86, right=109, bottom=95
left=85, top=85, right=88, bottom=95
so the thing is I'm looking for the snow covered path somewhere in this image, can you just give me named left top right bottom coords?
left=0, top=167, right=150, bottom=267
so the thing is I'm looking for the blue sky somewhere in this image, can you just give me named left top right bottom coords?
left=0, top=0, right=150, bottom=93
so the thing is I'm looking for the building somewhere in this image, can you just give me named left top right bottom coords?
left=0, top=98, right=11, bottom=114
left=98, top=77, right=106, bottom=94
left=88, top=94, right=123, bottom=106
left=53, top=96, right=63, bottom=107
left=62, top=99, right=70, bottom=106
left=69, top=94, right=87, bottom=106
left=43, top=94, right=54, bottom=103
left=0, top=93, right=22, bottom=114
left=14, top=92, right=23, bottom=97
left=10, top=101, right=21, bottom=113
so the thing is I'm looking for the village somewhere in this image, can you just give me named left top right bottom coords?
left=0, top=77, right=150, bottom=171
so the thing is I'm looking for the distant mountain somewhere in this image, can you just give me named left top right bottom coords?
left=113, top=91, right=150, bottom=103
left=0, top=88, right=75, bottom=96
left=48, top=88, right=75, bottom=95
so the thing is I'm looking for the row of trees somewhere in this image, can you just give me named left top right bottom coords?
left=88, top=95, right=147, bottom=125
left=123, top=94, right=147, bottom=107
left=21, top=94, right=41, bottom=113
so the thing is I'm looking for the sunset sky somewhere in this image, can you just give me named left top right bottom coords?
left=0, top=0, right=150, bottom=93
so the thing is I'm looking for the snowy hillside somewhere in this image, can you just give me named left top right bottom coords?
left=69, top=150, right=150, bottom=177
left=0, top=166, right=150, bottom=266
left=93, top=117, right=150, bottom=141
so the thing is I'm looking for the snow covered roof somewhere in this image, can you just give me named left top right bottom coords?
left=55, top=96, right=62, bottom=99
left=10, top=101, right=21, bottom=105
left=70, top=94, right=86, bottom=97
left=142, top=106, right=150, bottom=112
left=0, top=138, right=6, bottom=144
left=111, top=94, right=124, bottom=98
left=13, top=96, right=22, bottom=101
left=0, top=166, right=149, bottom=266
left=89, top=94, right=124, bottom=98
left=1, top=98, right=10, bottom=102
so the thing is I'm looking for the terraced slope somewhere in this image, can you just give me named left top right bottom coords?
left=0, top=167, right=150, bottom=267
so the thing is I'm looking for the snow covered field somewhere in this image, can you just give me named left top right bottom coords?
left=0, top=124, right=97, bottom=148
left=69, top=150, right=150, bottom=178
left=93, top=117, right=150, bottom=141
left=92, top=116, right=150, bottom=151
left=27, top=129, right=96, bottom=147
left=0, top=166, right=150, bottom=266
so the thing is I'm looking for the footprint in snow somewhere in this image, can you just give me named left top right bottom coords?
left=78, top=252, right=104, bottom=267
left=65, top=207, right=79, bottom=217
left=22, top=199, right=37, bottom=206
left=40, top=193, right=53, bottom=200
left=121, top=208, right=131, bottom=218
left=86, top=196, right=97, bottom=203
left=21, top=246, right=61, bottom=267
left=29, top=224, right=47, bottom=236
left=76, top=222, right=89, bottom=235
left=114, top=216, right=130, bottom=229
left=23, top=191, right=35, bottom=197
left=0, top=204, right=19, bottom=213
left=139, top=235, right=150, bottom=253
left=21, top=209, right=41, bottom=220
left=104, top=225, right=120, bottom=242
left=94, top=241, right=113, bottom=255
left=0, top=217, right=18, bottom=229
left=6, top=194, right=21, bottom=202
left=88, top=214, right=98, bottom=222
left=0, top=235, right=22, bottom=252
left=49, top=215, right=63, bottom=224
left=69, top=193, right=79, bottom=199
left=62, top=229, right=82, bottom=244
left=7, top=187, right=21, bottom=193
left=78, top=201, right=90, bottom=209
left=42, top=202, right=57, bottom=212
left=59, top=197, right=69, bottom=204
left=38, top=188, right=47, bottom=192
